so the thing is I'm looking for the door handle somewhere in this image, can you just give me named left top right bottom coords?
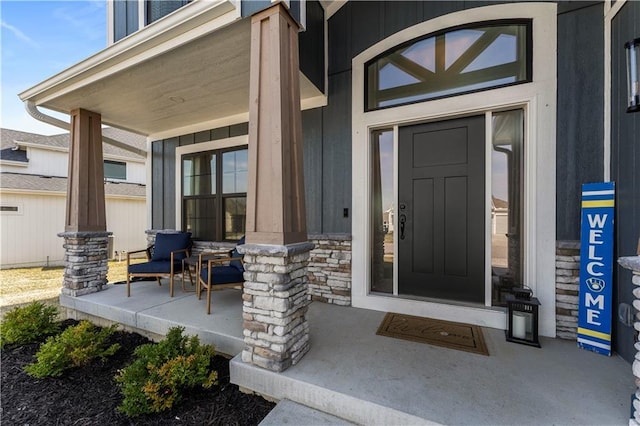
left=399, top=214, right=407, bottom=240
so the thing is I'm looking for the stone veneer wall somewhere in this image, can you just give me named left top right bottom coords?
left=307, top=234, right=352, bottom=306
left=240, top=242, right=313, bottom=372
left=145, top=230, right=236, bottom=255
left=555, top=240, right=581, bottom=340
left=146, top=231, right=353, bottom=307
left=59, top=231, right=111, bottom=297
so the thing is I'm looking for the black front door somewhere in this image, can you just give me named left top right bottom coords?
left=398, top=115, right=485, bottom=303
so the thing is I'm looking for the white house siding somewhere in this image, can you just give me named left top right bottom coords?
left=0, top=192, right=66, bottom=267
left=105, top=196, right=147, bottom=254
left=0, top=191, right=146, bottom=268
left=21, top=148, right=68, bottom=177
left=123, top=161, right=146, bottom=184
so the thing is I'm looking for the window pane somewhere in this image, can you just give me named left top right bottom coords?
left=491, top=109, right=524, bottom=307
left=367, top=23, right=529, bottom=110
left=222, top=149, right=248, bottom=194
left=183, top=197, right=216, bottom=241
left=224, top=197, right=246, bottom=240
left=104, top=160, right=126, bottom=180
left=146, top=0, right=188, bottom=24
left=183, top=153, right=215, bottom=196
left=371, top=130, right=394, bottom=294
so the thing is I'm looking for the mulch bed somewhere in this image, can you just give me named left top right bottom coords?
left=1, top=320, right=275, bottom=425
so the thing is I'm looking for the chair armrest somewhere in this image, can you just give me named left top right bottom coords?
left=205, top=256, right=243, bottom=268
left=169, top=248, right=190, bottom=262
left=197, top=251, right=231, bottom=269
left=127, top=247, right=152, bottom=264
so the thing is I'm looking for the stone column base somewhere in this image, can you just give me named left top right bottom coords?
left=619, top=256, right=640, bottom=425
left=239, top=241, right=314, bottom=372
left=58, top=231, right=112, bottom=297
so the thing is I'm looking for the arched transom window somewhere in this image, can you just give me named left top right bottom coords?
left=366, top=21, right=531, bottom=110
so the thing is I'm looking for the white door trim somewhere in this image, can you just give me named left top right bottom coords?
left=351, top=3, right=557, bottom=336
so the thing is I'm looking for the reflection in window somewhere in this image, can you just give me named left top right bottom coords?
left=183, top=154, right=216, bottom=197
left=104, top=160, right=127, bottom=180
left=367, top=22, right=530, bottom=110
left=371, top=130, right=394, bottom=294
left=222, top=150, right=248, bottom=194
left=224, top=197, right=246, bottom=240
left=182, top=146, right=247, bottom=241
left=491, top=109, right=524, bottom=306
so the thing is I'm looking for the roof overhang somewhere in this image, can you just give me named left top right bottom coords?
left=19, top=0, right=325, bottom=139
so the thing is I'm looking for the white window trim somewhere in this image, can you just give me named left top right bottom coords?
left=174, top=135, right=249, bottom=233
left=351, top=3, right=557, bottom=337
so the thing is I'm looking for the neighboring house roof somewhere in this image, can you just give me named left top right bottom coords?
left=0, top=147, right=28, bottom=163
left=0, top=127, right=146, bottom=160
left=492, top=196, right=509, bottom=210
left=0, top=129, right=49, bottom=150
left=0, top=173, right=145, bottom=197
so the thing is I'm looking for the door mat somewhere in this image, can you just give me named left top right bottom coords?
left=376, top=313, right=489, bottom=356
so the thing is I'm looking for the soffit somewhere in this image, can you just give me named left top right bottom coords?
left=20, top=15, right=323, bottom=137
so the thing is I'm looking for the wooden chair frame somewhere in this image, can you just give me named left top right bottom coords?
left=197, top=253, right=244, bottom=314
left=126, top=246, right=190, bottom=298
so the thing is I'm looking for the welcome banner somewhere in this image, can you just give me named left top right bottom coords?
left=577, top=182, right=615, bottom=356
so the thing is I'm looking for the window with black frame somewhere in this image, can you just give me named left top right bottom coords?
left=182, top=146, right=247, bottom=242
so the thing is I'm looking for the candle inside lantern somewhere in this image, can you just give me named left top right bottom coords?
left=513, top=312, right=527, bottom=339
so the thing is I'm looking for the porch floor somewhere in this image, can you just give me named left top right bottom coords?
left=61, top=281, right=634, bottom=425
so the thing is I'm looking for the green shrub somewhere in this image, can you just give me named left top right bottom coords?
left=115, top=327, right=218, bottom=417
left=24, top=320, right=120, bottom=378
left=0, top=302, right=60, bottom=348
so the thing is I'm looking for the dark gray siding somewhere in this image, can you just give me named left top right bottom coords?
left=302, top=109, right=323, bottom=233
left=149, top=1, right=614, bottom=239
left=151, top=124, right=249, bottom=230
left=612, top=0, right=640, bottom=363
left=241, top=0, right=271, bottom=18
left=556, top=2, right=605, bottom=240
left=113, top=0, right=138, bottom=42
left=321, top=71, right=352, bottom=233
left=151, top=141, right=164, bottom=229
left=300, top=0, right=325, bottom=93
left=320, top=1, right=607, bottom=237
left=241, top=0, right=302, bottom=25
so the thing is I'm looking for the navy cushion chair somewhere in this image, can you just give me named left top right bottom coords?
left=197, top=236, right=245, bottom=314
left=126, top=232, right=192, bottom=298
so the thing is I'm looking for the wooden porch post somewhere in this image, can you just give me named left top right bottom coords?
left=66, top=108, right=107, bottom=232
left=240, top=3, right=313, bottom=372
left=245, top=2, right=307, bottom=246
left=59, top=108, right=110, bottom=297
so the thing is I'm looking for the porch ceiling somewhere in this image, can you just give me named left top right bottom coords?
left=19, top=8, right=323, bottom=138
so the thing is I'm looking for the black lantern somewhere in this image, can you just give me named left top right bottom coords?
left=626, top=38, right=640, bottom=113
left=505, top=290, right=541, bottom=348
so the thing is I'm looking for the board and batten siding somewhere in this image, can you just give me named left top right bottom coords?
left=556, top=1, right=605, bottom=241
left=151, top=123, right=249, bottom=231
left=150, top=1, right=607, bottom=238
left=611, top=0, right=640, bottom=363
left=0, top=192, right=146, bottom=268
left=325, top=0, right=605, bottom=240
